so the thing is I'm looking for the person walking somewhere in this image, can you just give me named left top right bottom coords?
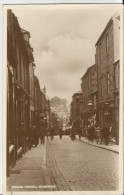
left=31, top=125, right=38, bottom=147
left=104, top=125, right=110, bottom=145
left=100, top=126, right=104, bottom=145
left=50, top=126, right=54, bottom=140
left=90, top=124, right=95, bottom=142
left=40, top=127, right=46, bottom=144
left=87, top=124, right=92, bottom=142
left=59, top=126, right=63, bottom=139
left=40, top=118, right=47, bottom=144
left=95, top=127, right=101, bottom=145
left=70, top=123, right=76, bottom=140
left=78, top=126, right=82, bottom=140
left=100, top=125, right=110, bottom=145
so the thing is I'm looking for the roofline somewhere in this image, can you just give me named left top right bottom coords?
left=21, top=28, right=31, bottom=38
left=81, top=64, right=96, bottom=80
left=72, top=92, right=82, bottom=97
left=95, top=18, right=113, bottom=46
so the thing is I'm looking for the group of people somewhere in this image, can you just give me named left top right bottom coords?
left=86, top=123, right=112, bottom=145
left=31, top=118, right=64, bottom=147
left=31, top=118, right=51, bottom=147
left=71, top=121, right=112, bottom=146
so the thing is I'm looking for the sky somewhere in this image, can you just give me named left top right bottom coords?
left=11, top=4, right=120, bottom=104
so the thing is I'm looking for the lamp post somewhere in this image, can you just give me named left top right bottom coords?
left=103, top=102, right=110, bottom=126
left=87, top=100, right=93, bottom=125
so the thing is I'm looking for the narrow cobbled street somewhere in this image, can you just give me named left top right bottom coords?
left=7, top=136, right=119, bottom=191
left=47, top=136, right=119, bottom=191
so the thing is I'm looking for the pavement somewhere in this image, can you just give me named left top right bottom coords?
left=7, top=136, right=119, bottom=192
left=78, top=136, right=119, bottom=154
left=7, top=140, right=57, bottom=192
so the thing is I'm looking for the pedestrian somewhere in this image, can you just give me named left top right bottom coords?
left=87, top=125, right=92, bottom=142
left=90, top=124, right=95, bottom=142
left=40, top=118, right=47, bottom=144
left=100, top=126, right=104, bottom=145
left=50, top=126, right=54, bottom=140
left=59, top=126, right=63, bottom=139
left=40, top=127, right=46, bottom=144
left=31, top=125, right=39, bottom=147
left=70, top=123, right=76, bottom=140
left=100, top=125, right=110, bottom=145
left=46, top=129, right=49, bottom=139
left=95, top=126, right=101, bottom=145
left=78, top=127, right=82, bottom=140
left=104, top=125, right=110, bottom=145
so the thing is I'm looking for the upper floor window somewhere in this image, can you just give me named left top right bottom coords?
left=106, top=34, right=109, bottom=55
left=99, top=43, right=102, bottom=62
left=114, top=63, right=119, bottom=89
left=100, top=77, right=103, bottom=98
left=107, top=72, right=110, bottom=95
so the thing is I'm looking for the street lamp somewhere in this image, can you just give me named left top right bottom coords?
left=104, top=102, right=110, bottom=116
left=87, top=100, right=93, bottom=125
left=87, top=101, right=93, bottom=107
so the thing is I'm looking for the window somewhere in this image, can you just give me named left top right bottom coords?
left=99, top=44, right=102, bottom=62
left=115, top=63, right=119, bottom=89
left=76, top=108, right=80, bottom=116
left=94, top=95, right=97, bottom=109
left=76, top=95, right=80, bottom=103
left=106, top=34, right=109, bottom=55
left=107, top=72, right=110, bottom=95
left=100, top=77, right=103, bottom=98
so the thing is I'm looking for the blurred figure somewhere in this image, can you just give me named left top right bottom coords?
left=46, top=129, right=49, bottom=139
left=40, top=118, right=47, bottom=144
left=100, top=126, right=104, bottom=145
left=100, top=125, right=110, bottom=145
left=40, top=127, right=46, bottom=144
left=90, top=124, right=95, bottom=142
left=87, top=125, right=91, bottom=142
left=78, top=127, right=82, bottom=140
left=70, top=123, right=76, bottom=140
left=95, top=126, right=101, bottom=145
left=50, top=126, right=55, bottom=140
left=104, top=125, right=110, bottom=145
left=59, top=126, right=63, bottom=139
left=31, top=125, right=38, bottom=147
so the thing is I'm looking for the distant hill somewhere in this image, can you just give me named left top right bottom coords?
left=50, top=96, right=69, bottom=125
left=50, top=97, right=67, bottom=109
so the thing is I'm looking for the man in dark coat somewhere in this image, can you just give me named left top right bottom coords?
left=100, top=125, right=109, bottom=145
left=40, top=119, right=47, bottom=144
left=104, top=125, right=110, bottom=145
left=59, top=126, right=63, bottom=139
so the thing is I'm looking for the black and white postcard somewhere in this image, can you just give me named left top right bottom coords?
left=2, top=3, right=123, bottom=195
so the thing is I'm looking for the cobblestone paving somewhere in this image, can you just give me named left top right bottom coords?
left=46, top=136, right=119, bottom=191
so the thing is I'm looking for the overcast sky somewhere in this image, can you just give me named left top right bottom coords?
left=11, top=4, right=120, bottom=104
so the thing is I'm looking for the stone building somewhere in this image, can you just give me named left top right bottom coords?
left=7, top=10, right=31, bottom=176
left=34, top=75, right=41, bottom=125
left=95, top=14, right=120, bottom=144
left=21, top=29, right=36, bottom=132
left=71, top=90, right=82, bottom=133
left=81, top=64, right=97, bottom=128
